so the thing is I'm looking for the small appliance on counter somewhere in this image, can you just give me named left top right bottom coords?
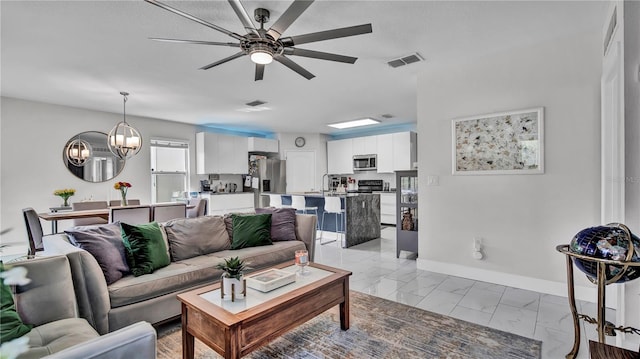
left=357, top=179, right=383, bottom=193
left=200, top=180, right=212, bottom=192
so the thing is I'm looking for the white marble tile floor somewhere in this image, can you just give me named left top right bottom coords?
left=313, top=227, right=618, bottom=359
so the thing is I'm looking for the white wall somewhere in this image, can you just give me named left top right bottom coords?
left=277, top=133, right=328, bottom=192
left=1, top=97, right=202, bottom=246
left=416, top=30, right=603, bottom=299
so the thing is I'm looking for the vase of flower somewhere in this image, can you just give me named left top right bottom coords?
left=113, top=182, right=132, bottom=206
left=53, top=189, right=75, bottom=207
left=217, top=257, right=248, bottom=301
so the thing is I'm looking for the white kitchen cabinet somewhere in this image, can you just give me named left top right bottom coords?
left=327, top=138, right=353, bottom=174
left=380, top=192, right=397, bottom=225
left=392, top=132, right=417, bottom=171
left=376, top=133, right=394, bottom=173
left=202, top=193, right=254, bottom=216
left=352, top=135, right=377, bottom=155
left=196, top=132, right=248, bottom=174
left=248, top=137, right=278, bottom=153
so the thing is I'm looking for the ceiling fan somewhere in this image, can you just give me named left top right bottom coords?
left=144, top=0, right=373, bottom=81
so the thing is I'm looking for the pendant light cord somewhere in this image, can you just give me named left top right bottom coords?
left=120, top=91, right=129, bottom=124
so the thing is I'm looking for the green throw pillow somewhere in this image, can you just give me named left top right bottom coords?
left=0, top=271, right=32, bottom=343
left=121, top=222, right=171, bottom=277
left=231, top=213, right=272, bottom=250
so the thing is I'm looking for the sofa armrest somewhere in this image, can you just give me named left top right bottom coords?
left=14, top=255, right=78, bottom=327
left=43, top=321, right=156, bottom=359
left=295, top=214, right=317, bottom=262
left=43, top=234, right=111, bottom=334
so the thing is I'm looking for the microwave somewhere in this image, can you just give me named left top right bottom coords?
left=353, top=154, right=377, bottom=171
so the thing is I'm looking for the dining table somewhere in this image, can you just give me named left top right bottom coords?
left=38, top=204, right=194, bottom=234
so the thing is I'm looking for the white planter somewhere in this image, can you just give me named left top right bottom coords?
left=221, top=275, right=245, bottom=301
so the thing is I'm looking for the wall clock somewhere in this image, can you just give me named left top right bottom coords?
left=295, top=137, right=306, bottom=148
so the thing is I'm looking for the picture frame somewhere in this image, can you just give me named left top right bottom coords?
left=452, top=107, right=544, bottom=175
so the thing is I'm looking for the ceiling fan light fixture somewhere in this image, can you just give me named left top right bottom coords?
left=250, top=45, right=273, bottom=64
left=328, top=118, right=380, bottom=129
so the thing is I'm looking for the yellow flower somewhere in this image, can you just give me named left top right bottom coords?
left=53, top=189, right=75, bottom=197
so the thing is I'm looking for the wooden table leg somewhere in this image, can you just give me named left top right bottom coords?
left=340, top=279, right=350, bottom=330
left=182, top=306, right=194, bottom=359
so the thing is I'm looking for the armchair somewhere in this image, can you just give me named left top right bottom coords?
left=12, top=255, right=156, bottom=359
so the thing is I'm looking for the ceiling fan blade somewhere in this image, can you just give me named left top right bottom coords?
left=283, top=48, right=357, bottom=64
left=227, top=0, right=260, bottom=37
left=149, top=38, right=240, bottom=47
left=274, top=55, right=315, bottom=80
left=255, top=64, right=265, bottom=81
left=266, top=0, right=314, bottom=41
left=200, top=52, right=246, bottom=70
left=145, top=0, right=244, bottom=41
left=280, top=24, right=372, bottom=46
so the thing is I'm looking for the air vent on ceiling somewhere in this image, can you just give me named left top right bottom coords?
left=381, top=114, right=394, bottom=119
left=245, top=100, right=267, bottom=107
left=387, top=53, right=424, bottom=68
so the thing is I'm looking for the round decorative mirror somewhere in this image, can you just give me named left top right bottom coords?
left=62, top=131, right=126, bottom=182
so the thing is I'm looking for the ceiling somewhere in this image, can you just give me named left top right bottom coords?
left=1, top=1, right=605, bottom=136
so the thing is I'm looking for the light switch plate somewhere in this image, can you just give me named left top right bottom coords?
left=426, top=175, right=439, bottom=186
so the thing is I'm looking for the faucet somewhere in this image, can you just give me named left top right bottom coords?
left=321, top=174, right=329, bottom=196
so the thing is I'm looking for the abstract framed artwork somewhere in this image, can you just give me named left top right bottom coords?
left=452, top=107, right=544, bottom=175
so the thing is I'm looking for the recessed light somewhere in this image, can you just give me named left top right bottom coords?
left=328, top=118, right=380, bottom=129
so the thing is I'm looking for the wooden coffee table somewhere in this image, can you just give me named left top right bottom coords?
left=177, top=261, right=352, bottom=359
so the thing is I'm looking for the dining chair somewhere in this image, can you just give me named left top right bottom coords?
left=187, top=198, right=208, bottom=218
left=71, top=201, right=109, bottom=226
left=22, top=208, right=44, bottom=255
left=152, top=203, right=187, bottom=223
left=109, top=205, right=152, bottom=225
left=109, top=199, right=141, bottom=207
left=320, top=197, right=345, bottom=245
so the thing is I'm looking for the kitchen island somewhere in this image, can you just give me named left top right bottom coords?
left=276, top=193, right=380, bottom=248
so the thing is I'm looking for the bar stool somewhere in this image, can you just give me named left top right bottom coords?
left=320, top=196, right=344, bottom=245
left=291, top=195, right=319, bottom=230
left=268, top=194, right=291, bottom=209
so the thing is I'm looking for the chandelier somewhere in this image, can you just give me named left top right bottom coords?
left=65, top=135, right=92, bottom=167
left=108, top=91, right=142, bottom=160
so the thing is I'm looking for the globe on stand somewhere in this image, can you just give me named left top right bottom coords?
left=569, top=223, right=640, bottom=283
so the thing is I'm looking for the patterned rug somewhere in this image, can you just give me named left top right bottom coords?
left=157, top=291, right=541, bottom=359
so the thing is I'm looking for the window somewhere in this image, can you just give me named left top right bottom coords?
left=150, top=139, right=189, bottom=203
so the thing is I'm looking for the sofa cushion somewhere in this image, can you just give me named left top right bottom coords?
left=255, top=207, right=297, bottom=241
left=20, top=318, right=98, bottom=359
left=164, top=216, right=230, bottom=261
left=121, top=222, right=171, bottom=277
left=64, top=223, right=129, bottom=285
left=0, top=277, right=32, bottom=344
left=108, top=258, right=225, bottom=308
left=211, top=241, right=306, bottom=271
left=230, top=213, right=272, bottom=249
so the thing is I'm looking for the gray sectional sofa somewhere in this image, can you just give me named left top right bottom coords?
left=43, top=213, right=317, bottom=334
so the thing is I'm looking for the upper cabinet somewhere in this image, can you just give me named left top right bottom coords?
left=327, top=138, right=353, bottom=175
left=327, top=131, right=417, bottom=175
left=196, top=132, right=248, bottom=174
left=248, top=137, right=279, bottom=153
left=352, top=136, right=377, bottom=155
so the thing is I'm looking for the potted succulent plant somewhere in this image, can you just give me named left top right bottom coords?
left=217, top=257, right=248, bottom=301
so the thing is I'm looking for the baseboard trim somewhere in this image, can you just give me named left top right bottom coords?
left=417, top=258, right=618, bottom=307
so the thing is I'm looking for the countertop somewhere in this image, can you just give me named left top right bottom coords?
left=271, top=192, right=383, bottom=198
left=200, top=191, right=253, bottom=195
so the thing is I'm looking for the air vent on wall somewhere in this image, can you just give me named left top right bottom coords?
left=387, top=53, right=424, bottom=68
left=245, top=100, right=267, bottom=107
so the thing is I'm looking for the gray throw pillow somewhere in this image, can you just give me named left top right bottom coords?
left=65, top=222, right=130, bottom=285
left=164, top=216, right=230, bottom=261
left=255, top=207, right=297, bottom=241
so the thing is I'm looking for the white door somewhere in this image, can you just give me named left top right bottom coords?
left=285, top=151, right=316, bottom=193
left=600, top=2, right=628, bottom=346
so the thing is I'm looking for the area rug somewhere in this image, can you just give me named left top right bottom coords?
left=157, top=291, right=541, bottom=359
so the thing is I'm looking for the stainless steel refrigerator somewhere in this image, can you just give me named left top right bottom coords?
left=248, top=158, right=286, bottom=208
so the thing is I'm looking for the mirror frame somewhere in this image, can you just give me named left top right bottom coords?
left=62, top=131, right=126, bottom=183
